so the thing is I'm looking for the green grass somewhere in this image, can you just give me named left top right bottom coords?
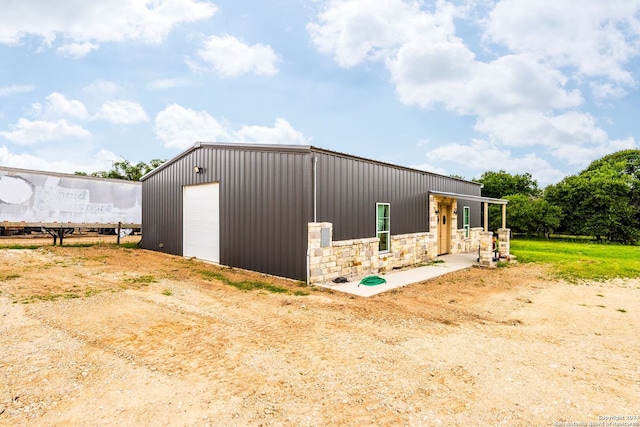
left=20, top=292, right=81, bottom=304
left=161, top=288, right=173, bottom=296
left=0, top=244, right=42, bottom=250
left=510, top=238, right=640, bottom=282
left=198, top=269, right=306, bottom=295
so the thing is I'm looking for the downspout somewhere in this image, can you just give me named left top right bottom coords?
left=307, top=156, right=318, bottom=285
left=313, top=156, right=317, bottom=222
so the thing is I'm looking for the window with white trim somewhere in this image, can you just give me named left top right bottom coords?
left=463, top=206, right=470, bottom=238
left=376, top=203, right=390, bottom=252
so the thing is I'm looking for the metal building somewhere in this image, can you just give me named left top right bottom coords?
left=140, top=143, right=488, bottom=281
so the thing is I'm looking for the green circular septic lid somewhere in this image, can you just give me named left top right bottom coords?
left=358, top=276, right=387, bottom=286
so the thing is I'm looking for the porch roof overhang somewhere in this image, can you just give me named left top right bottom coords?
left=429, top=191, right=508, bottom=205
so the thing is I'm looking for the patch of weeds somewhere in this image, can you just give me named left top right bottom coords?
left=21, top=292, right=81, bottom=303
left=293, top=290, right=310, bottom=296
left=0, top=244, right=41, bottom=250
left=596, top=304, right=606, bottom=308
left=84, top=288, right=101, bottom=297
left=0, top=273, right=20, bottom=281
left=616, top=308, right=627, bottom=313
left=198, top=269, right=302, bottom=295
left=124, top=275, right=157, bottom=286
left=118, top=242, right=140, bottom=249
left=578, top=303, right=587, bottom=306
left=161, top=288, right=173, bottom=296
left=496, top=260, right=509, bottom=268
left=596, top=294, right=604, bottom=297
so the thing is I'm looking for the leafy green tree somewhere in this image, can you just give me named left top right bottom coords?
left=545, top=150, right=640, bottom=243
left=75, top=158, right=165, bottom=181
left=476, top=170, right=539, bottom=199
left=475, top=170, right=544, bottom=232
left=504, top=194, right=562, bottom=237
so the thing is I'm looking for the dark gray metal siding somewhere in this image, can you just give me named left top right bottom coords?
left=142, top=144, right=483, bottom=281
left=312, top=149, right=482, bottom=240
left=142, top=146, right=312, bottom=281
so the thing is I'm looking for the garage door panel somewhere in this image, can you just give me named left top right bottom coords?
left=183, top=183, right=219, bottom=263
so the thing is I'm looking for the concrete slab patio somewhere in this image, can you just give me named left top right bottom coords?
left=316, top=253, right=478, bottom=297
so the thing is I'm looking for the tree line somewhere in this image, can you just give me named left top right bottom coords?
left=75, top=159, right=165, bottom=181
left=476, top=149, right=640, bottom=244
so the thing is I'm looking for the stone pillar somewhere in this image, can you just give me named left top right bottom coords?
left=478, top=231, right=495, bottom=267
left=307, top=222, right=333, bottom=284
left=497, top=228, right=510, bottom=259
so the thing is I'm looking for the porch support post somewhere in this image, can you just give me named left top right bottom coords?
left=502, top=204, right=506, bottom=229
left=483, top=202, right=489, bottom=232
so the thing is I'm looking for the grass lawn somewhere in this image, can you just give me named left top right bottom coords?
left=510, top=238, right=640, bottom=282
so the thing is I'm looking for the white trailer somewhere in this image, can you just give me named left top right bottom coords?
left=0, top=166, right=141, bottom=244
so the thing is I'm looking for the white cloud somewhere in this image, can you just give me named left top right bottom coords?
left=56, top=42, right=99, bottom=58
left=308, top=0, right=426, bottom=67
left=154, top=104, right=309, bottom=149
left=82, top=80, right=123, bottom=97
left=475, top=112, right=609, bottom=148
left=590, top=82, right=628, bottom=101
left=41, top=92, right=90, bottom=119
left=97, top=100, right=149, bottom=124
left=425, top=139, right=566, bottom=186
left=308, top=0, right=639, bottom=180
left=309, top=0, right=582, bottom=116
left=154, top=104, right=231, bottom=148
left=0, top=0, right=217, bottom=53
left=0, top=145, right=120, bottom=175
left=0, top=118, right=91, bottom=145
left=188, top=34, right=280, bottom=77
left=485, top=0, right=640, bottom=85
left=29, top=92, right=148, bottom=125
left=235, top=118, right=311, bottom=145
left=550, top=137, right=638, bottom=168
left=389, top=50, right=582, bottom=115
left=0, top=84, right=35, bottom=97
left=147, top=78, right=195, bottom=90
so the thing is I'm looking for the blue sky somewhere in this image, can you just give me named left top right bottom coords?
left=1, top=0, right=639, bottom=186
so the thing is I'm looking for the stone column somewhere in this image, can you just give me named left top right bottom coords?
left=478, top=231, right=495, bottom=267
left=307, top=222, right=333, bottom=284
left=497, top=228, right=510, bottom=259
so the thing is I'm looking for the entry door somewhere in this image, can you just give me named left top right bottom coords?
left=183, top=183, right=219, bottom=263
left=438, top=204, right=451, bottom=255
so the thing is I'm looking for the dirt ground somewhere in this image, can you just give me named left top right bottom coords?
left=0, top=239, right=638, bottom=426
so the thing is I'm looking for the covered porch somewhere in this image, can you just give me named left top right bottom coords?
left=429, top=191, right=510, bottom=266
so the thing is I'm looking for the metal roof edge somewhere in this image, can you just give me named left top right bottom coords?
left=140, top=142, right=313, bottom=181
left=429, top=190, right=509, bottom=204
left=140, top=142, right=201, bottom=181
left=309, top=146, right=481, bottom=186
left=139, top=141, right=480, bottom=187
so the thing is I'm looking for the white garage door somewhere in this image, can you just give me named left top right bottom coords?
left=183, top=183, right=219, bottom=263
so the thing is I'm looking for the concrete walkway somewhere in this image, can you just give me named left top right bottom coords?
left=315, top=253, right=478, bottom=297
